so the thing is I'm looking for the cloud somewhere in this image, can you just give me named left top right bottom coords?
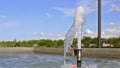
left=112, top=5, right=120, bottom=12
left=32, top=32, right=65, bottom=39
left=40, top=32, right=46, bottom=36
left=0, top=22, right=22, bottom=28
left=103, top=0, right=120, bottom=13
left=32, top=32, right=38, bottom=35
left=102, top=27, right=120, bottom=38
left=84, top=29, right=97, bottom=38
left=32, top=32, right=46, bottom=36
left=109, top=22, right=116, bottom=26
left=45, top=13, right=53, bottom=18
left=32, top=26, right=120, bottom=40
left=83, top=26, right=120, bottom=38
left=3, top=22, right=21, bottom=27
left=85, top=29, right=94, bottom=34
left=53, top=7, right=75, bottom=17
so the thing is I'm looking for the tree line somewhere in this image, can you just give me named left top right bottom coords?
left=0, top=37, right=119, bottom=48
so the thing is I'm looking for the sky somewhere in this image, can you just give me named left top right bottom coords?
left=0, top=0, right=120, bottom=41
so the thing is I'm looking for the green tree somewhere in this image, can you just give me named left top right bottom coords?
left=71, top=38, right=78, bottom=48
left=56, top=39, right=64, bottom=47
left=82, top=36, right=91, bottom=47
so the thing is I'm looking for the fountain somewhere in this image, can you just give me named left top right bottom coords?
left=63, top=6, right=86, bottom=68
left=0, top=5, right=119, bottom=68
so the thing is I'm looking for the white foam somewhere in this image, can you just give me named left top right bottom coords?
left=61, top=63, right=98, bottom=68
left=61, top=63, right=73, bottom=68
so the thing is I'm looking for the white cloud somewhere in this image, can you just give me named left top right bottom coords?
left=45, top=13, right=53, bottom=18
left=102, top=22, right=120, bottom=38
left=112, top=5, right=120, bottom=12
left=32, top=32, right=65, bottom=39
left=108, top=22, right=117, bottom=27
left=83, top=26, right=120, bottom=38
left=103, top=0, right=120, bottom=13
left=32, top=32, right=38, bottom=35
left=40, top=32, right=46, bottom=36
left=58, top=36, right=65, bottom=40
left=3, top=22, right=21, bottom=27
left=32, top=26, right=120, bottom=40
left=85, top=29, right=94, bottom=34
left=0, top=22, right=22, bottom=28
left=84, top=29, right=97, bottom=38
left=102, top=27, right=120, bottom=38
left=53, top=7, right=75, bottom=17
left=118, top=26, right=120, bottom=29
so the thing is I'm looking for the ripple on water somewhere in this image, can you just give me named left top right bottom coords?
left=0, top=54, right=119, bottom=68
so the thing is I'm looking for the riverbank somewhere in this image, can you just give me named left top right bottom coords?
left=0, top=47, right=120, bottom=58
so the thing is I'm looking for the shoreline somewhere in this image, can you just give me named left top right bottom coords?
left=0, top=47, right=120, bottom=58
left=0, top=47, right=34, bottom=54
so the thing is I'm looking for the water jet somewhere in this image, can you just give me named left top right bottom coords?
left=64, top=6, right=86, bottom=68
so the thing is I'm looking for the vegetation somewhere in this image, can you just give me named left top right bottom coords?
left=0, top=37, right=119, bottom=48
left=0, top=39, right=64, bottom=48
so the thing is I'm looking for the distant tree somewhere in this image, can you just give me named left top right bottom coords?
left=13, top=38, right=17, bottom=47
left=56, top=39, right=64, bottom=47
left=90, top=37, right=98, bottom=47
left=82, top=36, right=91, bottom=47
left=0, top=37, right=119, bottom=48
left=71, top=38, right=78, bottom=48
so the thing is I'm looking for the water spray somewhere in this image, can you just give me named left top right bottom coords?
left=64, top=6, right=85, bottom=68
left=74, top=7, right=85, bottom=68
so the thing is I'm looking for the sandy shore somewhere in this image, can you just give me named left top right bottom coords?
left=0, top=47, right=120, bottom=58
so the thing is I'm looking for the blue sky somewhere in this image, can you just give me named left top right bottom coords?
left=0, top=0, right=120, bottom=41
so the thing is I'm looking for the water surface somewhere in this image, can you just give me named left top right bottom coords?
left=0, top=54, right=119, bottom=68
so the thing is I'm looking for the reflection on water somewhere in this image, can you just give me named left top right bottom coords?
left=0, top=54, right=119, bottom=68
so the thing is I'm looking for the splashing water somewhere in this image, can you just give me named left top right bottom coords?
left=61, top=63, right=77, bottom=68
left=61, top=58, right=120, bottom=68
left=64, top=6, right=86, bottom=65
